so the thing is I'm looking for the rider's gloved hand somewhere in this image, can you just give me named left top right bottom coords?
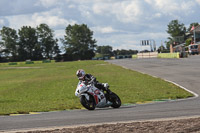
left=103, top=83, right=109, bottom=89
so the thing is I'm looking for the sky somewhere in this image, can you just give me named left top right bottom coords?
left=0, top=0, right=200, bottom=51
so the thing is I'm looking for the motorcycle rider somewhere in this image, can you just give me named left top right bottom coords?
left=76, top=69, right=111, bottom=94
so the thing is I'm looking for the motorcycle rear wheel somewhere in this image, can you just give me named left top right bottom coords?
left=80, top=95, right=96, bottom=110
left=110, top=93, right=121, bottom=108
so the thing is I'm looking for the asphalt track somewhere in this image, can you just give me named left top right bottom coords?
left=1, top=56, right=200, bottom=132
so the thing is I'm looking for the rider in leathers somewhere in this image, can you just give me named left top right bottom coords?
left=76, top=69, right=111, bottom=94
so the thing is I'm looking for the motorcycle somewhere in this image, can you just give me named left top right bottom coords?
left=75, top=81, right=121, bottom=110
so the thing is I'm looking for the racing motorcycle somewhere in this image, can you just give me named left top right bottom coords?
left=75, top=81, right=121, bottom=110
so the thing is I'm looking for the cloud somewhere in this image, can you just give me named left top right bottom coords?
left=35, top=0, right=61, bottom=8
left=31, top=12, right=76, bottom=28
left=92, top=3, right=110, bottom=15
left=0, top=0, right=200, bottom=51
left=78, top=5, right=92, bottom=19
left=145, top=0, right=195, bottom=17
left=196, top=0, right=200, bottom=4
left=115, top=0, right=143, bottom=23
left=0, top=0, right=46, bottom=16
left=91, top=0, right=143, bottom=23
left=0, top=19, right=5, bottom=25
left=93, top=26, right=117, bottom=34
left=5, top=9, right=76, bottom=30
left=154, top=13, right=162, bottom=18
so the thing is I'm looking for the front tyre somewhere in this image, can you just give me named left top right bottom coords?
left=110, top=93, right=121, bottom=108
left=80, top=95, right=96, bottom=110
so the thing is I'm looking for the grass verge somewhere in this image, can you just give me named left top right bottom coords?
left=0, top=60, right=193, bottom=115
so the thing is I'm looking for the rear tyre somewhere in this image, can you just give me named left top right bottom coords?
left=80, top=95, right=96, bottom=110
left=110, top=93, right=121, bottom=108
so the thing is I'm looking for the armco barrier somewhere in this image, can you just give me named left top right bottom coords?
left=42, top=60, right=51, bottom=63
left=0, top=60, right=55, bottom=66
left=158, top=53, right=180, bottom=58
left=25, top=61, right=34, bottom=64
left=8, top=62, right=17, bottom=65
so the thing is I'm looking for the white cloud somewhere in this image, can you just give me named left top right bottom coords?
left=0, top=0, right=200, bottom=51
left=92, top=1, right=143, bottom=23
left=35, top=0, right=61, bottom=8
left=146, top=0, right=195, bottom=17
left=120, top=1, right=143, bottom=22
left=68, top=4, right=76, bottom=9
left=0, top=19, right=5, bottom=25
left=154, top=0, right=179, bottom=12
left=92, top=3, right=110, bottom=15
left=31, top=13, right=76, bottom=28
left=78, top=5, right=92, bottom=19
left=101, top=27, right=116, bottom=33
left=5, top=15, right=30, bottom=29
left=154, top=13, right=162, bottom=18
left=5, top=10, right=76, bottom=30
left=196, top=0, right=200, bottom=5
left=93, top=26, right=117, bottom=34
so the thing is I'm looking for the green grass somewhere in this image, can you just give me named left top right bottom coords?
left=0, top=60, right=193, bottom=115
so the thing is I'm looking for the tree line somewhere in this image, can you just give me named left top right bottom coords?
left=0, top=24, right=60, bottom=62
left=95, top=45, right=138, bottom=57
left=2, top=20, right=197, bottom=62
left=0, top=23, right=138, bottom=62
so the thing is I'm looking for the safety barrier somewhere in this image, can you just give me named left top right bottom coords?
left=137, top=52, right=158, bottom=58
left=132, top=54, right=137, bottom=59
left=158, top=53, right=180, bottom=58
left=0, top=60, right=55, bottom=66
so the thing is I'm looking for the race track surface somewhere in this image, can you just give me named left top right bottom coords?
left=1, top=56, right=200, bottom=132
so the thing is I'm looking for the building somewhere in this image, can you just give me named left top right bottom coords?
left=170, top=25, right=200, bottom=56
left=190, top=25, right=200, bottom=44
left=188, top=25, right=200, bottom=55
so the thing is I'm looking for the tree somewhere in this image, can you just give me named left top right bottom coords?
left=37, top=24, right=59, bottom=59
left=185, top=38, right=192, bottom=47
left=62, top=24, right=97, bottom=61
left=166, top=20, right=186, bottom=49
left=53, top=41, right=61, bottom=57
left=157, top=45, right=169, bottom=53
left=0, top=26, right=18, bottom=61
left=0, top=24, right=62, bottom=62
left=187, top=22, right=199, bottom=32
left=113, top=49, right=138, bottom=55
left=167, top=20, right=186, bottom=38
left=96, top=45, right=113, bottom=56
left=18, top=26, right=39, bottom=60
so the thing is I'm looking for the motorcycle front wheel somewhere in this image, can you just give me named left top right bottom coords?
left=110, top=93, right=121, bottom=108
left=80, top=95, right=96, bottom=110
